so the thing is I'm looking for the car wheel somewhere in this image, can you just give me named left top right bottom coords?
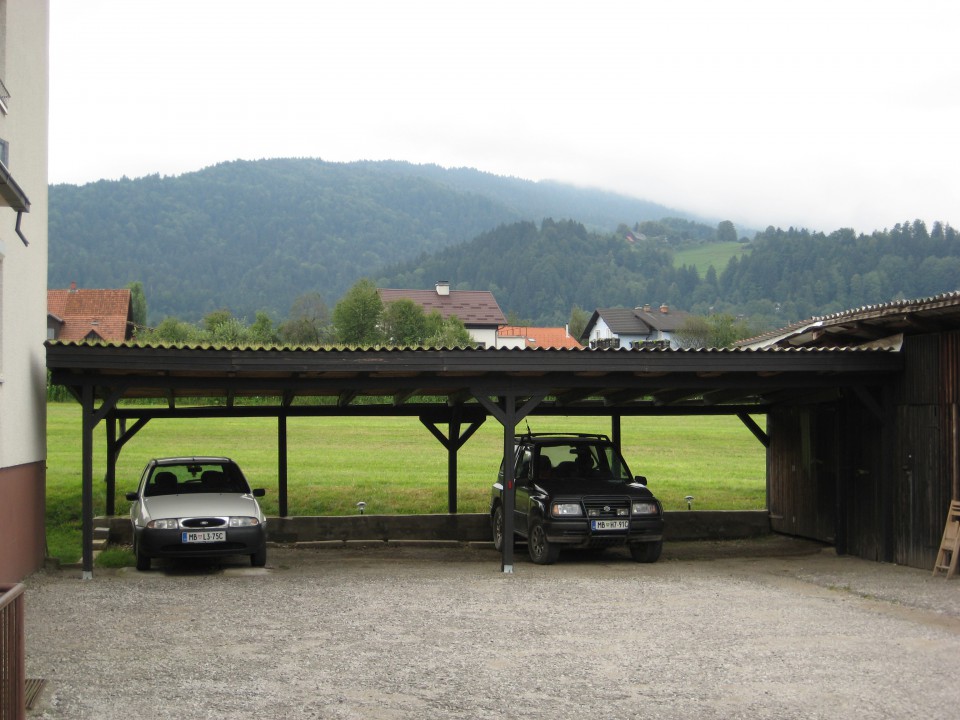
left=528, top=519, right=559, bottom=565
left=492, top=505, right=512, bottom=552
left=134, top=541, right=151, bottom=571
left=251, top=547, right=267, bottom=567
left=629, top=540, right=663, bottom=563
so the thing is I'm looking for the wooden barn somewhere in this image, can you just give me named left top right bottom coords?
left=741, top=291, right=960, bottom=569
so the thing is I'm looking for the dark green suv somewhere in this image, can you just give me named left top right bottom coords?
left=490, top=433, right=664, bottom=564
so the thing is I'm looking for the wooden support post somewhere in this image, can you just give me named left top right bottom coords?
left=105, top=414, right=117, bottom=517
left=420, top=411, right=486, bottom=515
left=473, top=391, right=546, bottom=573
left=278, top=413, right=289, bottom=517
left=448, top=414, right=460, bottom=514
left=81, top=384, right=95, bottom=580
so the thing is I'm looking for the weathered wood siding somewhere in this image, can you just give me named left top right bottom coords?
left=892, top=332, right=959, bottom=568
left=769, top=331, right=960, bottom=570
left=768, top=404, right=839, bottom=543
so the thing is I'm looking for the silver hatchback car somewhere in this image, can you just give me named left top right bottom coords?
left=126, top=457, right=268, bottom=570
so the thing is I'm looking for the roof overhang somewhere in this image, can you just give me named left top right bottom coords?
left=0, top=162, right=29, bottom=212
left=46, top=342, right=904, bottom=417
left=0, top=161, right=30, bottom=245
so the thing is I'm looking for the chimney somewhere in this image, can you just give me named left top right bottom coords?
left=69, top=281, right=78, bottom=292
left=660, top=303, right=669, bottom=314
left=436, top=281, right=450, bottom=296
left=642, top=303, right=651, bottom=313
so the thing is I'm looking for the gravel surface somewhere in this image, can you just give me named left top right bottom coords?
left=22, top=536, right=960, bottom=719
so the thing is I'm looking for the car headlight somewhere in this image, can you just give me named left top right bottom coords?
left=146, top=518, right=180, bottom=530
left=632, top=502, right=659, bottom=516
left=229, top=516, right=260, bottom=527
left=551, top=502, right=583, bottom=517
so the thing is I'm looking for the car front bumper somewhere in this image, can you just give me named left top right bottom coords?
left=134, top=525, right=266, bottom=559
left=544, top=517, right=664, bottom=548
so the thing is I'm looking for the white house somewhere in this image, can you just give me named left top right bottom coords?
left=0, top=0, right=49, bottom=583
left=581, top=304, right=691, bottom=350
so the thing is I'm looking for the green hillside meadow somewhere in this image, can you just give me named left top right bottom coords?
left=46, top=403, right=767, bottom=563
left=673, top=241, right=749, bottom=274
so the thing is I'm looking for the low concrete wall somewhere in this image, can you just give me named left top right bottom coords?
left=101, top=510, right=770, bottom=545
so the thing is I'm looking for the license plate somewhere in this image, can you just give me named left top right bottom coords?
left=591, top=519, right=629, bottom=531
left=182, top=530, right=226, bottom=543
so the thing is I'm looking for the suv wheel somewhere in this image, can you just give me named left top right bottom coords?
left=629, top=540, right=663, bottom=563
left=492, top=505, right=511, bottom=552
left=528, top=518, right=560, bottom=565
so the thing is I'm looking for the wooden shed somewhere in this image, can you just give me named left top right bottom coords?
left=742, top=291, right=960, bottom=569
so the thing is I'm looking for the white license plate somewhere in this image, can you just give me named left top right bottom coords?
left=591, top=519, right=629, bottom=531
left=182, top=530, right=226, bottom=543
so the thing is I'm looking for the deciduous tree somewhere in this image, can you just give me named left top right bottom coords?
left=332, top=278, right=384, bottom=346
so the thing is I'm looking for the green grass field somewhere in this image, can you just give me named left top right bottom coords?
left=673, top=241, right=749, bottom=274
left=45, top=403, right=767, bottom=562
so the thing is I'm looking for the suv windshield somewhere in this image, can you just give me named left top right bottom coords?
left=531, top=442, right=633, bottom=483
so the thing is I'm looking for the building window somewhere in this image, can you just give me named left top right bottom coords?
left=0, top=138, right=8, bottom=167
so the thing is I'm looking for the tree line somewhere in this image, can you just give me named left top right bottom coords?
left=134, top=279, right=473, bottom=348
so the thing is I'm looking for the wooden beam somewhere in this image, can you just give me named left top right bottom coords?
left=737, top=412, right=770, bottom=448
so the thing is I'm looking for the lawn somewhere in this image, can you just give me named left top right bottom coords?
left=45, top=403, right=767, bottom=562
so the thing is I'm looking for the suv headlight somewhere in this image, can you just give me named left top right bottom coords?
left=229, top=516, right=260, bottom=527
left=146, top=518, right=180, bottom=530
left=551, top=502, right=583, bottom=517
left=632, top=502, right=659, bottom=516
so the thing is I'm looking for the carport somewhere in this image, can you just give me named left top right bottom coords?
left=45, top=342, right=903, bottom=577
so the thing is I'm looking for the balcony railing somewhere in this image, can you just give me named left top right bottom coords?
left=0, top=583, right=25, bottom=720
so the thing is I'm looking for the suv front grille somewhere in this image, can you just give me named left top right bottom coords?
left=583, top=496, right=630, bottom=517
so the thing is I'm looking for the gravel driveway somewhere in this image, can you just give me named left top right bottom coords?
left=22, top=536, right=960, bottom=719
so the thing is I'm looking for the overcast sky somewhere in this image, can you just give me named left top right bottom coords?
left=49, top=0, right=958, bottom=234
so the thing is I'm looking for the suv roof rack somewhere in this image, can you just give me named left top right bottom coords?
left=514, top=432, right=611, bottom=442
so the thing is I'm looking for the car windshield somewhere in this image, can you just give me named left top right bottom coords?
left=535, top=443, right=633, bottom=483
left=144, top=462, right=251, bottom=497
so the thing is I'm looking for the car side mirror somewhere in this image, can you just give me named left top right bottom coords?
left=125, top=491, right=139, bottom=501
left=635, top=476, right=647, bottom=485
left=252, top=488, right=266, bottom=497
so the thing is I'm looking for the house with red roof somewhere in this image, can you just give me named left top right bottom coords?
left=378, top=281, right=506, bottom=347
left=496, top=325, right=582, bottom=349
left=47, top=282, right=134, bottom=342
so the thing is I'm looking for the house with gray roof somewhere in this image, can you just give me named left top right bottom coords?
left=580, top=303, right=692, bottom=349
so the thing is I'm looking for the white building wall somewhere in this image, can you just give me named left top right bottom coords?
left=587, top=317, right=614, bottom=345
left=0, top=0, right=48, bottom=469
left=469, top=327, right=498, bottom=348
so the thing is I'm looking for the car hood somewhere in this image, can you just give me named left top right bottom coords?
left=141, top=493, right=263, bottom=520
left=535, top=479, right=657, bottom=498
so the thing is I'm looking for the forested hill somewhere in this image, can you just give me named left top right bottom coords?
left=377, top=219, right=690, bottom=325
left=48, top=158, right=688, bottom=323
left=377, top=219, right=960, bottom=329
left=721, top=222, right=960, bottom=321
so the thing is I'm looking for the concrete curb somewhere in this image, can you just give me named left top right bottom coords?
left=99, top=510, right=771, bottom=545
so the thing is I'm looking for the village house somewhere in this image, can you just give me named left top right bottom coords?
left=47, top=283, right=134, bottom=342
left=378, top=281, right=506, bottom=348
left=580, top=303, right=691, bottom=349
